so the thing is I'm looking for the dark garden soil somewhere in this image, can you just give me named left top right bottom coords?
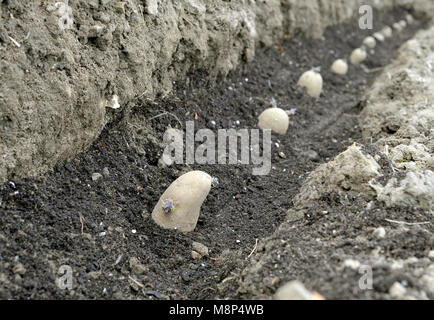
left=0, top=7, right=429, bottom=300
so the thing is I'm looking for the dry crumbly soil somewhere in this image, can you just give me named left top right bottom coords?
left=3, top=0, right=402, bottom=186
left=0, top=7, right=431, bottom=300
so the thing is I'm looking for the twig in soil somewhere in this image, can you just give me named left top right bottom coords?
left=8, top=36, right=21, bottom=47
left=123, top=135, right=130, bottom=148
left=200, top=287, right=216, bottom=295
left=79, top=214, right=85, bottom=234
left=246, top=238, right=259, bottom=260
left=385, top=219, right=430, bottom=226
left=148, top=112, right=183, bottom=128
left=360, top=64, right=384, bottom=74
left=128, top=275, right=144, bottom=288
left=221, top=273, right=238, bottom=284
left=113, top=254, right=123, bottom=266
left=383, top=144, right=397, bottom=173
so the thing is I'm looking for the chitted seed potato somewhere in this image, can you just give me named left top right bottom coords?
left=297, top=68, right=323, bottom=98
left=363, top=36, right=376, bottom=49
left=258, top=107, right=289, bottom=135
left=373, top=32, right=385, bottom=42
left=151, top=171, right=216, bottom=232
left=393, top=22, right=402, bottom=31
left=406, top=14, right=414, bottom=24
left=350, top=48, right=367, bottom=65
left=330, top=59, right=348, bottom=75
left=382, top=26, right=393, bottom=38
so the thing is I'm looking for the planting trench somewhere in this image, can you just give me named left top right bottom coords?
left=0, top=7, right=433, bottom=299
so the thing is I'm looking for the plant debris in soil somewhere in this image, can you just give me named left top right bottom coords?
left=0, top=7, right=429, bottom=299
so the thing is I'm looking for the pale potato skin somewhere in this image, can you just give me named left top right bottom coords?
left=297, top=70, right=323, bottom=98
left=258, top=107, right=289, bottom=135
left=363, top=36, right=376, bottom=49
left=350, top=48, right=367, bottom=65
left=382, top=26, right=393, bottom=38
left=331, top=59, right=348, bottom=75
left=393, top=22, right=403, bottom=31
left=406, top=14, right=414, bottom=24
left=151, top=171, right=213, bottom=232
left=373, top=32, right=385, bottom=42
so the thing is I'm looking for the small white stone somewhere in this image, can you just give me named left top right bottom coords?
left=389, top=282, right=407, bottom=298
left=405, top=257, right=419, bottom=265
left=102, top=167, right=110, bottom=177
left=145, top=0, right=158, bottom=15
left=55, top=2, right=74, bottom=30
left=274, top=280, right=314, bottom=300
left=92, top=173, right=103, bottom=181
left=373, top=227, right=386, bottom=238
left=390, top=260, right=404, bottom=271
left=55, top=2, right=68, bottom=16
left=191, top=251, right=201, bottom=260
left=428, top=250, right=434, bottom=259
left=343, top=259, right=361, bottom=270
left=46, top=4, right=57, bottom=12
left=420, top=275, right=434, bottom=294
left=108, top=95, right=120, bottom=109
left=192, top=241, right=209, bottom=257
left=88, top=25, right=105, bottom=37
